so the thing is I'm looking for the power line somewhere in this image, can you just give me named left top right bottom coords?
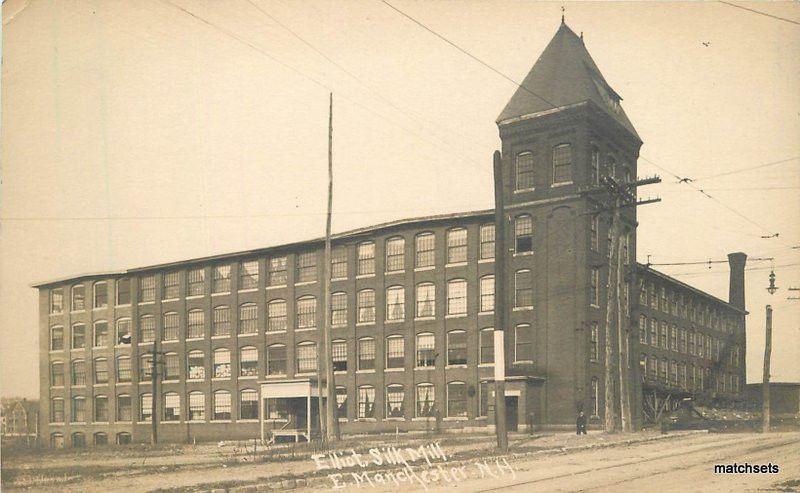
left=667, top=186, right=800, bottom=192
left=690, top=156, right=800, bottom=182
left=717, top=1, right=800, bottom=27
left=647, top=257, right=773, bottom=267
left=664, top=263, right=800, bottom=278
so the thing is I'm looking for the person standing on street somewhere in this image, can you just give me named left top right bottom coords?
left=576, top=411, right=588, bottom=435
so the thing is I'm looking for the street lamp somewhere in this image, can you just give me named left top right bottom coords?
left=767, top=270, right=778, bottom=295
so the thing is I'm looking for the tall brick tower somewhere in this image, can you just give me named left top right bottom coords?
left=494, top=20, right=642, bottom=426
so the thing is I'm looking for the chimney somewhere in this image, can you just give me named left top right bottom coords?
left=727, top=252, right=747, bottom=310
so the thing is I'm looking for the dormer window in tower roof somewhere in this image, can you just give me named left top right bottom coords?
left=591, top=75, right=621, bottom=114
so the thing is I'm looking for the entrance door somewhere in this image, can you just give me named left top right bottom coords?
left=290, top=397, right=308, bottom=430
left=505, top=396, right=519, bottom=431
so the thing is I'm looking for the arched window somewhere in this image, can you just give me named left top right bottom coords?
left=479, top=223, right=495, bottom=260
left=415, top=282, right=435, bottom=318
left=238, top=303, right=258, bottom=335
left=139, top=354, right=153, bottom=382
left=212, top=305, right=231, bottom=337
left=71, top=432, right=86, bottom=448
left=50, top=398, right=64, bottom=423
left=50, top=361, right=64, bottom=387
left=296, top=296, right=316, bottom=329
left=446, top=228, right=468, bottom=264
left=71, top=359, right=86, bottom=386
left=479, top=275, right=495, bottom=313
left=50, top=325, right=64, bottom=351
left=446, top=279, right=467, bottom=315
left=139, top=315, right=155, bottom=343
left=386, top=286, right=405, bottom=321
left=187, top=309, right=204, bottom=339
left=357, top=241, right=376, bottom=276
left=162, top=312, right=179, bottom=341
left=212, top=390, right=231, bottom=420
left=386, top=384, right=405, bottom=418
left=515, top=151, right=535, bottom=190
left=415, top=383, right=435, bottom=417
left=93, top=357, right=108, bottom=384
left=93, top=320, right=109, bottom=347
left=331, top=246, right=347, bottom=280
left=515, top=215, right=533, bottom=253
left=240, top=389, right=258, bottom=420
left=357, top=385, right=376, bottom=418
left=188, top=391, right=205, bottom=421
left=239, top=260, right=259, bottom=290
left=479, top=328, right=494, bottom=365
left=116, top=394, right=131, bottom=421
left=163, top=352, right=179, bottom=380
left=590, top=146, right=600, bottom=185
left=296, top=341, right=317, bottom=374
left=163, top=392, right=180, bottom=421
left=385, top=237, right=405, bottom=272
left=590, top=377, right=599, bottom=417
left=239, top=346, right=258, bottom=377
left=446, top=381, right=467, bottom=417
left=212, top=264, right=231, bottom=293
left=266, top=344, right=287, bottom=375
left=187, top=350, right=205, bottom=380
left=140, top=393, right=153, bottom=421
left=116, top=318, right=132, bottom=345
left=331, top=292, right=347, bottom=327
left=415, top=332, right=436, bottom=368
left=93, top=281, right=108, bottom=308
left=415, top=232, right=436, bottom=268
left=51, top=433, right=65, bottom=448
left=71, top=396, right=86, bottom=423
left=335, top=386, right=348, bottom=418
left=446, top=330, right=467, bottom=366
left=72, top=284, right=86, bottom=311
left=514, top=324, right=533, bottom=362
left=332, top=339, right=347, bottom=372
left=357, top=289, right=376, bottom=324
left=514, top=270, right=533, bottom=308
left=553, top=143, right=572, bottom=184
left=385, top=335, right=404, bottom=369
left=357, top=337, right=376, bottom=371
left=213, top=348, right=231, bottom=378
left=267, top=299, right=287, bottom=332
left=116, top=432, right=132, bottom=445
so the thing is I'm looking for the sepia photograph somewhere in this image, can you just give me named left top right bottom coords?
left=1, top=1, right=799, bottom=491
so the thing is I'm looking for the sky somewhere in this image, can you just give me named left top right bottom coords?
left=1, top=0, right=799, bottom=399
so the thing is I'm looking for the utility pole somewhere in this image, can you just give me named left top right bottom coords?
left=150, top=349, right=163, bottom=445
left=492, top=150, right=508, bottom=452
left=762, top=305, right=773, bottom=433
left=323, top=93, right=339, bottom=441
left=586, top=173, right=660, bottom=433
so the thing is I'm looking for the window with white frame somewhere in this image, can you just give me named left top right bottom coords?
left=163, top=392, right=180, bottom=421
left=386, top=384, right=404, bottom=418
left=268, top=256, right=288, bottom=286
left=116, top=318, right=131, bottom=345
left=358, top=337, right=376, bottom=371
left=213, top=348, right=231, bottom=378
left=479, top=224, right=495, bottom=260
left=416, top=383, right=435, bottom=417
left=50, top=326, right=64, bottom=351
left=267, top=300, right=287, bottom=332
left=515, top=270, right=533, bottom=308
left=296, top=252, right=317, bottom=283
left=239, top=346, right=258, bottom=377
left=515, top=215, right=533, bottom=253
left=553, top=143, right=572, bottom=183
left=416, top=282, right=435, bottom=318
left=162, top=272, right=179, bottom=300
left=447, top=381, right=467, bottom=417
left=331, top=292, right=347, bottom=326
left=415, top=232, right=435, bottom=268
left=50, top=361, right=64, bottom=386
left=239, top=260, right=259, bottom=290
left=357, top=289, right=376, bottom=323
left=590, top=215, right=599, bottom=251
left=515, top=151, right=535, bottom=190
left=415, top=333, right=436, bottom=368
left=590, top=378, right=599, bottom=417
left=187, top=309, right=204, bottom=339
left=514, top=324, right=533, bottom=362
left=162, top=312, right=179, bottom=341
left=447, top=228, right=467, bottom=264
left=386, top=335, right=404, bottom=369
left=447, top=330, right=467, bottom=366
left=480, top=275, right=495, bottom=312
left=187, top=350, right=205, bottom=380
left=72, top=285, right=85, bottom=311
left=447, top=279, right=467, bottom=316
left=386, top=286, right=405, bottom=321
left=332, top=340, right=347, bottom=372
left=358, top=386, right=376, bottom=418
left=296, top=342, right=317, bottom=374
left=50, top=288, right=64, bottom=314
left=357, top=242, right=375, bottom=276
left=296, top=296, right=316, bottom=329
left=385, top=237, right=405, bottom=272
left=212, top=306, right=230, bottom=337
left=589, top=268, right=600, bottom=307
left=238, top=303, right=258, bottom=335
left=187, top=268, right=204, bottom=296
left=94, top=281, right=108, bottom=308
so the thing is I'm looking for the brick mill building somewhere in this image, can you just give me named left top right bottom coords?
left=35, top=21, right=747, bottom=447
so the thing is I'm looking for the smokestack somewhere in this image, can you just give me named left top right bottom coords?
left=727, top=252, right=747, bottom=310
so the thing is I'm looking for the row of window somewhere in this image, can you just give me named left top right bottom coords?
left=639, top=355, right=741, bottom=393
left=638, top=316, right=741, bottom=366
left=50, top=431, right=130, bottom=448
left=46, top=216, right=541, bottom=313
left=49, top=274, right=535, bottom=349
left=51, top=380, right=498, bottom=425
left=513, top=143, right=574, bottom=190
left=49, top=326, right=535, bottom=388
left=638, top=281, right=741, bottom=334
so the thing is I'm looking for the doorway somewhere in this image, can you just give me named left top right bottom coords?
left=505, top=396, right=519, bottom=431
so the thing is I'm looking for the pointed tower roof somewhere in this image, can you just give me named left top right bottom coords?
left=497, top=22, right=639, bottom=140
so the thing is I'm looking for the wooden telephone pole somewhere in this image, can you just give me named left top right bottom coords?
left=762, top=304, right=772, bottom=433
left=323, top=93, right=339, bottom=441
left=492, top=150, right=509, bottom=452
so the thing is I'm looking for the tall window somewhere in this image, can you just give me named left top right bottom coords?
left=386, top=384, right=404, bottom=418
left=50, top=288, right=64, bottom=314
left=479, top=381, right=490, bottom=417
left=139, top=354, right=153, bottom=382
left=680, top=328, right=687, bottom=353
left=140, top=394, right=152, bottom=421
left=296, top=296, right=317, bottom=329
left=187, top=268, right=204, bottom=296
left=589, top=268, right=600, bottom=307
left=213, top=391, right=231, bottom=420
left=385, top=237, right=405, bottom=272
left=386, top=335, right=404, bottom=369
left=331, top=247, right=347, bottom=279
left=515, top=151, right=535, bottom=190
left=479, top=224, right=495, bottom=260
left=447, top=330, right=467, bottom=366
left=357, top=289, right=376, bottom=324
left=331, top=292, right=347, bottom=327
left=116, top=278, right=131, bottom=305
left=515, top=215, right=533, bottom=253
left=358, top=386, right=376, bottom=418
left=416, top=283, right=436, bottom=318
left=446, top=228, right=467, bottom=264
left=660, top=321, right=668, bottom=349
left=332, top=340, right=347, bottom=372
left=357, top=337, right=376, bottom=370
left=590, top=215, right=599, bottom=251
left=94, top=358, right=108, bottom=384
left=589, top=322, right=599, bottom=362
left=415, top=232, right=435, bottom=268
left=164, top=353, right=179, bottom=380
left=416, top=383, right=435, bottom=417
left=650, top=319, right=658, bottom=347
left=162, top=272, right=179, bottom=300
left=188, top=392, right=205, bottom=421
left=447, top=382, right=467, bottom=417
left=238, top=303, right=258, bottom=335
left=51, top=400, right=64, bottom=423
left=50, top=326, right=64, bottom=351
left=72, top=324, right=86, bottom=349
left=212, top=265, right=231, bottom=294
left=480, top=328, right=494, bottom=364
left=296, top=252, right=317, bottom=283
left=296, top=342, right=317, bottom=373
left=639, top=316, right=648, bottom=344
left=357, top=242, right=375, bottom=276
left=94, top=281, right=108, bottom=308
left=116, top=318, right=131, bottom=345
left=590, top=147, right=600, bottom=185
left=213, top=348, right=231, bottom=378
left=71, top=396, right=86, bottom=422
left=212, top=306, right=230, bottom=337
left=590, top=378, right=599, bottom=417
left=386, top=286, right=405, bottom=321
left=480, top=275, right=495, bottom=312
left=267, top=300, right=287, bottom=331
left=117, top=395, right=131, bottom=422
left=268, top=256, right=288, bottom=286
left=187, top=309, right=204, bottom=339
left=163, top=392, right=180, bottom=421
left=240, top=390, right=258, bottom=419
left=553, top=144, right=572, bottom=183
left=240, top=347, right=258, bottom=377
left=335, top=387, right=348, bottom=418
left=267, top=344, right=287, bottom=375
left=187, top=350, right=205, bottom=380
left=660, top=357, right=668, bottom=382
left=93, top=320, right=109, bottom=347
left=50, top=361, right=64, bottom=386
left=447, top=279, right=467, bottom=316
left=670, top=325, right=678, bottom=351
left=514, top=324, right=533, bottom=362
left=515, top=270, right=533, bottom=308
left=139, top=315, right=155, bottom=343
left=415, top=333, right=436, bottom=368
left=72, top=285, right=85, bottom=311
left=162, top=312, right=179, bottom=341
left=239, top=260, right=259, bottom=290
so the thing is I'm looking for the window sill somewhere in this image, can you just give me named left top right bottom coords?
left=92, top=345, right=109, bottom=350
left=334, top=370, right=347, bottom=375
left=114, top=344, right=133, bottom=349
left=161, top=298, right=180, bottom=303
left=385, top=270, right=405, bottom=276
left=211, top=292, right=230, bottom=297
left=356, top=322, right=375, bottom=327
left=162, top=379, right=179, bottom=384
left=294, top=281, right=316, bottom=287
left=70, top=310, right=85, bottom=315
left=211, top=335, right=231, bottom=339
left=356, top=418, right=377, bottom=422
left=239, top=376, right=258, bottom=380
left=71, top=385, right=86, bottom=389
left=478, top=258, right=494, bottom=264
left=50, top=385, right=65, bottom=389
left=414, top=266, right=436, bottom=272
left=412, top=417, right=435, bottom=422
left=137, top=421, right=153, bottom=425
left=238, top=332, right=258, bottom=337
left=138, top=381, right=151, bottom=385
left=414, top=316, right=436, bottom=322
left=513, top=306, right=533, bottom=312
left=356, top=274, right=375, bottom=280
left=266, top=284, right=287, bottom=290
left=238, top=419, right=259, bottom=423
left=161, top=420, right=181, bottom=425
left=479, top=311, right=494, bottom=316
left=385, top=319, right=404, bottom=324
left=446, top=262, right=467, bottom=268
left=49, top=349, right=65, bottom=354
left=70, top=348, right=86, bottom=352
left=296, top=327, right=317, bottom=332
left=443, top=416, right=467, bottom=421
left=514, top=251, right=534, bottom=257
left=446, top=365, right=468, bottom=369
left=264, top=374, right=287, bottom=379
left=161, top=340, right=178, bottom=344
left=445, top=314, right=467, bottom=319
left=93, top=383, right=109, bottom=387
left=49, top=312, right=64, bottom=316
left=137, top=342, right=155, bottom=346
left=50, top=422, right=66, bottom=425
left=93, top=306, right=108, bottom=311
left=210, top=420, right=233, bottom=423
left=211, top=377, right=231, bottom=381
left=187, top=378, right=204, bottom=383
left=414, top=367, right=436, bottom=371
left=186, top=338, right=204, bottom=342
left=296, top=372, right=316, bottom=377
left=514, top=187, right=536, bottom=194
left=266, top=330, right=287, bottom=335
left=356, top=369, right=376, bottom=374
left=513, top=360, right=534, bottom=365
left=238, top=288, right=258, bottom=294
left=331, top=277, right=348, bottom=282
left=552, top=181, right=573, bottom=188
left=138, top=301, right=155, bottom=306
left=69, top=421, right=88, bottom=425
left=186, top=419, right=207, bottom=424
left=186, top=295, right=204, bottom=300
left=385, top=417, right=405, bottom=421
left=478, top=363, right=495, bottom=368
left=384, top=368, right=405, bottom=372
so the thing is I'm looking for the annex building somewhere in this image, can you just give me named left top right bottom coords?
left=35, top=21, right=747, bottom=447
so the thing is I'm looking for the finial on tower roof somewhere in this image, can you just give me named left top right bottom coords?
left=561, top=6, right=565, bottom=24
